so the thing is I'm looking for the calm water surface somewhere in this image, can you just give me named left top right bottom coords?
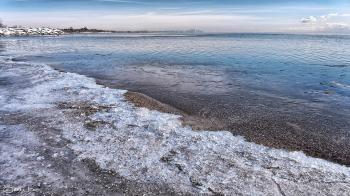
left=2, top=33, right=350, bottom=108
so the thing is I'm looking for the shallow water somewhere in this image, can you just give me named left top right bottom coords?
left=2, top=33, right=350, bottom=107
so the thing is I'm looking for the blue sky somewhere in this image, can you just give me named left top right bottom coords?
left=1, top=0, right=349, bottom=33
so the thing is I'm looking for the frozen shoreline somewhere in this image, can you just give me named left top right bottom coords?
left=0, top=57, right=350, bottom=195
left=0, top=27, right=64, bottom=36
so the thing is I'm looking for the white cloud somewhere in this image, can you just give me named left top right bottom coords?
left=299, top=12, right=350, bottom=34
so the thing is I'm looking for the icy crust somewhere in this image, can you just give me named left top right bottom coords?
left=0, top=125, right=62, bottom=189
left=1, top=60, right=350, bottom=195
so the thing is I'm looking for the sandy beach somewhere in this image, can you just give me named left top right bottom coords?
left=1, top=58, right=350, bottom=195
left=113, top=83, right=350, bottom=166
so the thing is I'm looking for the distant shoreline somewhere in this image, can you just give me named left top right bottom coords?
left=61, top=27, right=204, bottom=34
left=1, top=26, right=349, bottom=37
left=0, top=26, right=204, bottom=36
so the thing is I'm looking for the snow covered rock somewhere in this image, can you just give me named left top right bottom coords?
left=0, top=27, right=64, bottom=36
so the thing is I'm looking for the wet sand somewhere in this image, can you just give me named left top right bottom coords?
left=123, top=89, right=350, bottom=166
left=124, top=91, right=228, bottom=131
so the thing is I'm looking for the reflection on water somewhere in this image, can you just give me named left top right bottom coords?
left=1, top=33, right=350, bottom=108
left=0, top=41, right=5, bottom=53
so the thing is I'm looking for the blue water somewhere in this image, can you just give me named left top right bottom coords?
left=1, top=33, right=350, bottom=109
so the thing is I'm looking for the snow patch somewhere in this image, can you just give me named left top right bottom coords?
left=0, top=27, right=63, bottom=36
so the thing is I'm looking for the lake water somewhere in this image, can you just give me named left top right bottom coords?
left=2, top=33, right=350, bottom=106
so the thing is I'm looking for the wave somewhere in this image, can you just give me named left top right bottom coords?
left=0, top=58, right=350, bottom=195
left=330, top=81, right=350, bottom=89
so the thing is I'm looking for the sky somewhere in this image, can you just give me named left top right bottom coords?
left=0, top=0, right=349, bottom=33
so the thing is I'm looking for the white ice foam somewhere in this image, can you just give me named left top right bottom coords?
left=0, top=124, right=61, bottom=188
left=1, top=60, right=350, bottom=195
